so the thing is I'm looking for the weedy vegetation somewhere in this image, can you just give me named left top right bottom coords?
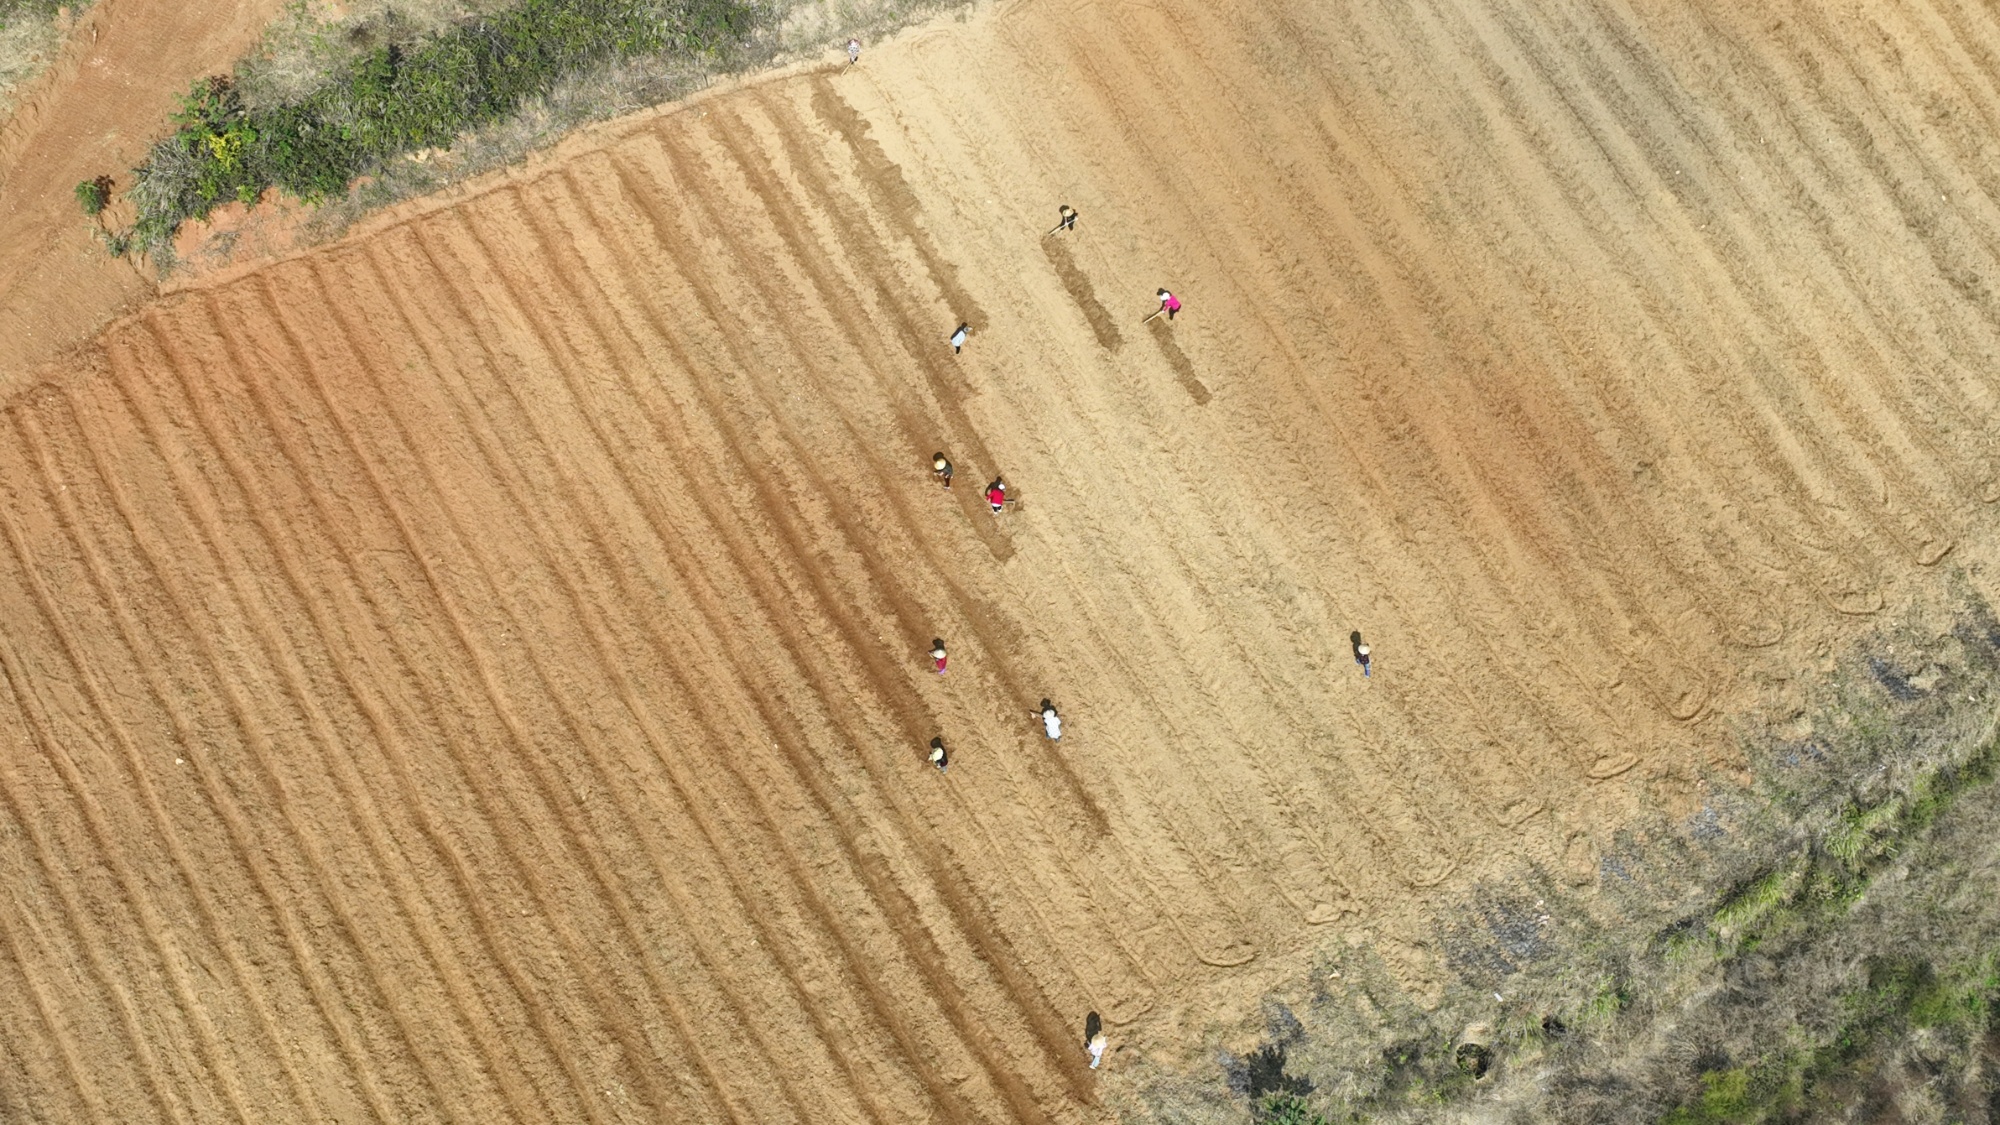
left=126, top=0, right=756, bottom=265
left=115, top=0, right=976, bottom=269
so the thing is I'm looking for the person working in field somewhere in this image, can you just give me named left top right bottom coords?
left=951, top=322, right=970, bottom=353
left=1039, top=699, right=1063, bottom=741
left=1156, top=288, right=1182, bottom=321
left=932, top=452, right=953, bottom=489
left=986, top=478, right=1008, bottom=513
left=847, top=38, right=861, bottom=65
left=1054, top=204, right=1078, bottom=233
left=928, top=737, right=949, bottom=772
left=930, top=640, right=948, bottom=675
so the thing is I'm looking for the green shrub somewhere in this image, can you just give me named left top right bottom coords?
left=127, top=0, right=757, bottom=259
left=73, top=174, right=111, bottom=215
left=1258, top=1093, right=1331, bottom=1125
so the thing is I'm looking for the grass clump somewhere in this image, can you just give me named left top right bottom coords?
left=1659, top=1067, right=1751, bottom=1125
left=127, top=0, right=756, bottom=260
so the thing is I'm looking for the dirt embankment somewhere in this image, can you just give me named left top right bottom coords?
left=4, top=0, right=2000, bottom=1121
left=0, top=0, right=287, bottom=394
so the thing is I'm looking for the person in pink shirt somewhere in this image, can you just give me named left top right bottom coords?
left=1156, top=288, right=1182, bottom=320
left=930, top=639, right=948, bottom=675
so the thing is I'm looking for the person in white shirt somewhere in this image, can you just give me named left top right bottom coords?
left=1087, top=1031, right=1107, bottom=1069
left=950, top=323, right=970, bottom=353
left=847, top=38, right=860, bottom=65
left=1039, top=699, right=1062, bottom=741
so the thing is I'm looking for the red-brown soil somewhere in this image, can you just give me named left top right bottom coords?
left=0, top=0, right=288, bottom=393
left=5, top=0, right=2000, bottom=1120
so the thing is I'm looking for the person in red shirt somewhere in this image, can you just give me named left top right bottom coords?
left=1157, top=288, right=1182, bottom=320
left=986, top=478, right=1008, bottom=513
left=930, top=639, right=948, bottom=675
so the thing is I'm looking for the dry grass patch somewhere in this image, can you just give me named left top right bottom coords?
left=0, top=0, right=88, bottom=115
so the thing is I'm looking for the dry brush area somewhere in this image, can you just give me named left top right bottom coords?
left=6, top=0, right=2000, bottom=1121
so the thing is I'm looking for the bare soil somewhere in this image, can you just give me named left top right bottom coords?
left=4, top=0, right=2000, bottom=1120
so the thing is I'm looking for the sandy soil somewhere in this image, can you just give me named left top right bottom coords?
left=4, top=0, right=2000, bottom=1120
left=0, top=0, right=288, bottom=394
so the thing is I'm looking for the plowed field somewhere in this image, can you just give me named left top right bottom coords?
left=6, top=0, right=2000, bottom=1120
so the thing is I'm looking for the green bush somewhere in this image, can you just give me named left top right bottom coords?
left=73, top=174, right=111, bottom=215
left=128, top=0, right=756, bottom=258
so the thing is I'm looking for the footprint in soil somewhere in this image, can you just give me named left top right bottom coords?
left=1199, top=940, right=1257, bottom=967
left=1588, top=753, right=1639, bottom=779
